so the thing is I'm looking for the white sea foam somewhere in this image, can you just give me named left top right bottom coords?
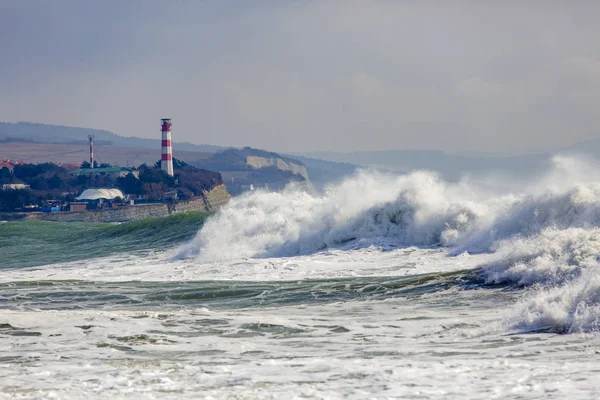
left=174, top=169, right=499, bottom=261
left=481, top=228, right=600, bottom=286
left=478, top=228, right=600, bottom=333
left=6, top=156, right=600, bottom=334
left=2, top=296, right=599, bottom=399
left=4, top=158, right=600, bottom=398
left=176, top=156, right=600, bottom=263
left=171, top=155, right=600, bottom=333
left=504, top=270, right=600, bottom=333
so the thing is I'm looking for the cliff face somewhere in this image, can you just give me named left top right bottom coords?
left=194, top=147, right=310, bottom=195
left=245, top=156, right=309, bottom=181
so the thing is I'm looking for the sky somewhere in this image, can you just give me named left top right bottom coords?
left=1, top=1, right=600, bottom=155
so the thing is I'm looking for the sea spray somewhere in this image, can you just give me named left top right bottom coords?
left=477, top=227, right=600, bottom=333
left=174, top=170, right=495, bottom=261
left=502, top=268, right=600, bottom=333
left=177, top=161, right=600, bottom=262
left=481, top=228, right=600, bottom=286
left=174, top=156, right=600, bottom=333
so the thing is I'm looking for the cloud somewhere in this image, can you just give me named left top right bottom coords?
left=2, top=2, right=600, bottom=154
left=560, top=57, right=600, bottom=80
left=457, top=78, right=509, bottom=99
left=350, top=72, right=385, bottom=97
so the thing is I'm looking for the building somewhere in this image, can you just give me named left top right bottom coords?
left=56, top=163, right=81, bottom=171
left=70, top=167, right=139, bottom=179
left=0, top=160, right=24, bottom=172
left=69, top=202, right=88, bottom=212
left=74, top=188, right=126, bottom=211
left=2, top=183, right=30, bottom=190
left=161, top=118, right=174, bottom=177
left=76, top=188, right=125, bottom=201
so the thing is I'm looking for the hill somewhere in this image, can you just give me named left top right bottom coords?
left=7, top=121, right=600, bottom=185
left=0, top=142, right=213, bottom=167
left=283, top=155, right=358, bottom=189
left=1, top=122, right=360, bottom=191
left=0, top=122, right=223, bottom=153
left=194, top=147, right=311, bottom=195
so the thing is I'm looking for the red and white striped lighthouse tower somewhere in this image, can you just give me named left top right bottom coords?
left=161, top=118, right=174, bottom=176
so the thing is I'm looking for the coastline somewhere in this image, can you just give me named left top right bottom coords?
left=0, top=184, right=230, bottom=223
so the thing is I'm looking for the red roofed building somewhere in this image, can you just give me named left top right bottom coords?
left=0, top=160, right=24, bottom=171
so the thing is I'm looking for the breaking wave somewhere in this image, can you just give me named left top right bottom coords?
left=176, top=157, right=600, bottom=261
left=482, top=228, right=600, bottom=334
left=176, top=156, right=600, bottom=333
left=175, top=170, right=497, bottom=260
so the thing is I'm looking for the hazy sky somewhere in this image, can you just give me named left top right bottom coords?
left=1, top=1, right=600, bottom=154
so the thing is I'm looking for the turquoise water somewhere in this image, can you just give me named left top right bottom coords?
left=0, top=212, right=209, bottom=269
left=0, top=213, right=472, bottom=312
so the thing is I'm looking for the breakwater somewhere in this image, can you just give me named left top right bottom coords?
left=1, top=184, right=230, bottom=223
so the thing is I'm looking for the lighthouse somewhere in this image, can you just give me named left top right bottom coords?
left=161, top=118, right=174, bottom=176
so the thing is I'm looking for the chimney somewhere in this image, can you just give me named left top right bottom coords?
left=88, top=134, right=95, bottom=168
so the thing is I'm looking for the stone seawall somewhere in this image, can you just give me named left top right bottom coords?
left=1, top=184, right=231, bottom=223
left=176, top=184, right=230, bottom=212
left=19, top=203, right=171, bottom=223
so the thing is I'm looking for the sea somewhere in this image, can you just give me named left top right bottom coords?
left=1, top=158, right=600, bottom=399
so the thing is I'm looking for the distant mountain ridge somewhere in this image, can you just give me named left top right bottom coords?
left=283, top=154, right=358, bottom=188
left=0, top=122, right=360, bottom=188
left=0, top=122, right=224, bottom=153
left=294, top=149, right=553, bottom=180
left=293, top=138, right=600, bottom=181
left=557, top=138, right=600, bottom=156
left=8, top=121, right=598, bottom=185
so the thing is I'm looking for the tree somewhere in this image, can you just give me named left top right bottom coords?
left=76, top=174, right=92, bottom=186
left=14, top=163, right=45, bottom=180
left=80, top=161, right=99, bottom=168
left=29, top=176, right=48, bottom=190
left=63, top=193, right=76, bottom=202
left=143, top=182, right=168, bottom=200
left=155, top=158, right=188, bottom=170
left=0, top=167, right=13, bottom=184
left=173, top=158, right=188, bottom=169
left=139, top=167, right=174, bottom=186
left=100, top=174, right=114, bottom=187
left=116, top=173, right=144, bottom=195
left=48, top=174, right=63, bottom=189
left=0, top=189, right=38, bottom=212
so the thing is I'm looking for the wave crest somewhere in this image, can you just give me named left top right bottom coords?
left=174, top=170, right=492, bottom=261
left=175, top=158, right=600, bottom=333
